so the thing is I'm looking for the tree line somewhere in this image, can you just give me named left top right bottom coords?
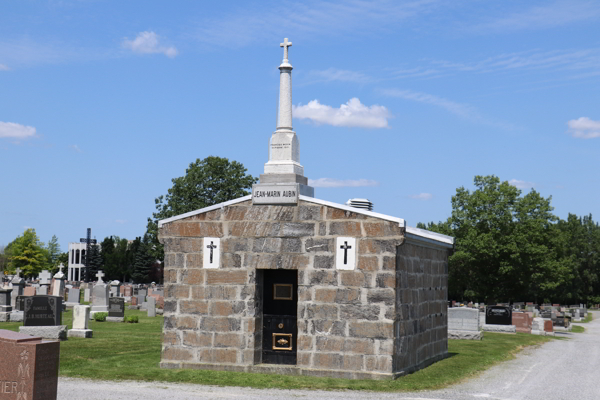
left=1, top=230, right=161, bottom=283
left=419, top=175, right=600, bottom=305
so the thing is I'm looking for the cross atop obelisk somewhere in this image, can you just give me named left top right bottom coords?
left=280, top=38, right=292, bottom=63
left=254, top=37, right=314, bottom=199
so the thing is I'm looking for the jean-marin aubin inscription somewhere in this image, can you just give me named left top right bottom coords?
left=252, top=184, right=299, bottom=205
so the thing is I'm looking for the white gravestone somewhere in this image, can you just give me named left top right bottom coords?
left=51, top=264, right=66, bottom=298
left=335, top=237, right=357, bottom=270
left=203, top=238, right=221, bottom=269
left=68, top=304, right=93, bottom=338
left=90, top=271, right=109, bottom=318
left=448, top=307, right=483, bottom=340
left=147, top=296, right=156, bottom=317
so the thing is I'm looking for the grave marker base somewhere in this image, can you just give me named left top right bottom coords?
left=19, top=325, right=67, bottom=340
left=67, top=329, right=93, bottom=338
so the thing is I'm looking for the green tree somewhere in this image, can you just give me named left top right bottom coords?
left=46, top=235, right=61, bottom=267
left=132, top=235, right=155, bottom=283
left=86, top=244, right=103, bottom=280
left=5, top=229, right=50, bottom=278
left=146, top=156, right=257, bottom=261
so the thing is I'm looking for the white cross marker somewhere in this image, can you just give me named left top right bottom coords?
left=280, top=38, right=292, bottom=62
left=39, top=270, right=53, bottom=284
left=58, top=264, right=65, bottom=273
left=96, top=270, right=105, bottom=283
left=15, top=268, right=21, bottom=278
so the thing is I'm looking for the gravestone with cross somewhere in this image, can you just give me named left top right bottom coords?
left=336, top=237, right=357, bottom=270
left=203, top=238, right=220, bottom=269
left=52, top=264, right=67, bottom=298
left=91, top=270, right=109, bottom=315
left=38, top=270, right=53, bottom=295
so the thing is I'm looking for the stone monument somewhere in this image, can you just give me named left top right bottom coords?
left=51, top=263, right=66, bottom=298
left=68, top=304, right=93, bottom=338
left=37, top=270, right=52, bottom=295
left=253, top=37, right=314, bottom=201
left=90, top=270, right=109, bottom=318
left=0, top=285, right=12, bottom=321
left=10, top=268, right=25, bottom=309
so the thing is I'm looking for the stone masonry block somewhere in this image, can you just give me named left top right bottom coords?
left=245, top=206, right=295, bottom=221
left=221, top=238, right=251, bottom=252
left=180, top=300, right=209, bottom=315
left=305, top=238, right=334, bottom=253
left=183, top=331, right=212, bottom=347
left=200, top=317, right=241, bottom=332
left=340, top=304, right=380, bottom=321
left=214, top=333, right=244, bottom=348
left=313, top=353, right=343, bottom=370
left=252, top=238, right=282, bottom=253
left=340, top=271, right=368, bottom=287
left=316, top=336, right=344, bottom=352
left=229, top=222, right=279, bottom=237
left=365, top=355, right=392, bottom=373
left=363, top=222, right=385, bottom=236
left=164, top=270, right=177, bottom=284
left=163, top=346, right=194, bottom=361
left=176, top=316, right=198, bottom=330
left=298, top=286, right=312, bottom=301
left=329, top=221, right=362, bottom=236
left=306, top=304, right=339, bottom=319
left=206, top=270, right=248, bottom=285
left=224, top=206, right=248, bottom=221
left=313, top=255, right=334, bottom=269
left=326, top=208, right=367, bottom=220
left=213, top=348, right=238, bottom=363
left=349, top=321, right=393, bottom=339
left=221, top=253, right=242, bottom=268
left=191, top=286, right=237, bottom=300
left=163, top=331, right=179, bottom=345
left=297, top=335, right=313, bottom=351
left=344, top=338, right=375, bottom=355
left=165, top=222, right=223, bottom=237
left=210, top=301, right=246, bottom=316
left=282, top=238, right=302, bottom=252
left=161, top=238, right=203, bottom=253
left=309, top=270, right=338, bottom=285
left=358, top=256, right=379, bottom=271
left=311, top=320, right=346, bottom=336
left=181, top=269, right=205, bottom=285
left=376, top=273, right=396, bottom=288
left=359, top=239, right=400, bottom=255
left=165, top=253, right=185, bottom=269
left=282, top=222, right=315, bottom=237
left=186, top=253, right=203, bottom=268
left=298, top=205, right=322, bottom=221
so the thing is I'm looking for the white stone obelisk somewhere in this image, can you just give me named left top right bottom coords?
left=258, top=38, right=314, bottom=197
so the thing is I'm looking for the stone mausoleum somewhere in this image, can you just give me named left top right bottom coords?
left=159, top=38, right=454, bottom=380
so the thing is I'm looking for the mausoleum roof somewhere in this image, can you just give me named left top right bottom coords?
left=158, top=194, right=454, bottom=248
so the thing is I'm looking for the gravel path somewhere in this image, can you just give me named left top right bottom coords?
left=58, top=311, right=599, bottom=400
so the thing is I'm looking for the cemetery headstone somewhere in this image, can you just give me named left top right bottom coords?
left=10, top=269, right=25, bottom=309
left=90, top=271, right=109, bottom=318
left=51, top=264, right=66, bottom=298
left=0, top=286, right=12, bottom=321
left=448, top=307, right=482, bottom=340
left=147, top=296, right=156, bottom=317
left=67, top=305, right=93, bottom=338
left=483, top=305, right=516, bottom=333
left=512, top=312, right=532, bottom=334
left=0, top=329, right=60, bottom=400
left=23, top=287, right=36, bottom=296
left=65, top=288, right=81, bottom=307
left=84, top=288, right=91, bottom=302
left=107, top=297, right=125, bottom=322
left=110, top=280, right=120, bottom=297
left=19, top=295, right=67, bottom=340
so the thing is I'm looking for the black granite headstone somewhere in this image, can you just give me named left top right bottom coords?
left=23, top=295, right=62, bottom=326
left=485, top=306, right=512, bottom=325
left=108, top=297, right=125, bottom=318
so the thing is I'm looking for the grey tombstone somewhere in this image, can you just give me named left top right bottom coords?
left=0, top=287, right=12, bottom=321
left=107, top=298, right=125, bottom=322
left=19, top=295, right=67, bottom=340
left=65, top=288, right=81, bottom=307
left=147, top=296, right=156, bottom=317
left=84, top=288, right=91, bottom=302
left=448, top=307, right=482, bottom=340
left=37, top=285, right=48, bottom=295
left=10, top=269, right=25, bottom=309
left=110, top=281, right=120, bottom=297
left=90, top=270, right=109, bottom=318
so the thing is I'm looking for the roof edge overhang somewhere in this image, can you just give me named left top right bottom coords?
left=157, top=195, right=454, bottom=248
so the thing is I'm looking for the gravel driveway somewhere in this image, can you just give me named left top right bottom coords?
left=58, top=311, right=598, bottom=400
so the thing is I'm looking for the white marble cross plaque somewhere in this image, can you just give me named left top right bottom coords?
left=39, top=270, right=53, bottom=284
left=335, top=237, right=357, bottom=270
left=203, top=237, right=221, bottom=269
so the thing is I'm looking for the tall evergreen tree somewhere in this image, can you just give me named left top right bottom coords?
left=132, top=235, right=154, bottom=283
left=87, top=244, right=103, bottom=279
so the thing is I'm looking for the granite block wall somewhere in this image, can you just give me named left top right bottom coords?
left=159, top=199, right=449, bottom=379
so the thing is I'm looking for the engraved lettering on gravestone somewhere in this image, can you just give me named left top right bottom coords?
left=207, top=241, right=217, bottom=264
left=340, top=241, right=352, bottom=265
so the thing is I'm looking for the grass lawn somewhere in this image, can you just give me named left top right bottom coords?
left=0, top=309, right=556, bottom=392
left=571, top=325, right=585, bottom=333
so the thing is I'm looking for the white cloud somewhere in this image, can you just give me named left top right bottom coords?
left=409, top=193, right=433, bottom=201
left=0, top=121, right=36, bottom=140
left=308, top=178, right=380, bottom=188
left=567, top=117, right=600, bottom=139
left=293, top=98, right=391, bottom=128
left=122, top=31, right=178, bottom=58
left=0, top=64, right=9, bottom=71
left=509, top=179, right=535, bottom=189
left=69, top=144, right=82, bottom=153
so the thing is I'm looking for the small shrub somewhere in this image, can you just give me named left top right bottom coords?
left=94, top=312, right=108, bottom=322
left=126, top=315, right=139, bottom=323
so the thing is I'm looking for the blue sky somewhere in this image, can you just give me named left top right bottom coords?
left=1, top=0, right=599, bottom=252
